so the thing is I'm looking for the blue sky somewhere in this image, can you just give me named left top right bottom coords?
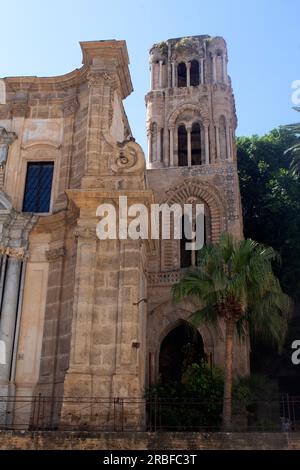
left=1, top=0, right=299, bottom=153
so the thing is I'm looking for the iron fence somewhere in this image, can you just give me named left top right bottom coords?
left=0, top=394, right=299, bottom=432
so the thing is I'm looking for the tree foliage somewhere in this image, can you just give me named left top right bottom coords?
left=237, top=128, right=300, bottom=301
left=172, top=233, right=290, bottom=427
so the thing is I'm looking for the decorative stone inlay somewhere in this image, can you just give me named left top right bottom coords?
left=147, top=270, right=184, bottom=286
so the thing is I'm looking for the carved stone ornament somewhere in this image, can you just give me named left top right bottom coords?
left=110, top=140, right=145, bottom=175
left=87, top=71, right=119, bottom=90
left=0, top=246, right=26, bottom=259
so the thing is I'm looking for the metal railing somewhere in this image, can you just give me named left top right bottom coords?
left=0, top=394, right=299, bottom=432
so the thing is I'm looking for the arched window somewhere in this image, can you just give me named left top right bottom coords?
left=180, top=206, right=211, bottom=268
left=177, top=62, right=187, bottom=87
left=190, top=60, right=199, bottom=86
left=178, top=125, right=187, bottom=166
left=180, top=214, right=192, bottom=268
left=219, top=115, right=227, bottom=160
left=191, top=123, right=201, bottom=165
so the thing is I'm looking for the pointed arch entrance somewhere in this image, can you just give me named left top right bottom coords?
left=159, top=321, right=207, bottom=383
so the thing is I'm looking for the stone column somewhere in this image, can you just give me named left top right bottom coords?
left=187, top=62, right=191, bottom=87
left=163, top=127, right=169, bottom=167
left=172, top=62, right=176, bottom=87
left=187, top=127, right=192, bottom=167
left=147, top=129, right=152, bottom=164
left=212, top=54, right=217, bottom=83
left=204, top=124, right=210, bottom=164
left=159, top=60, right=163, bottom=89
left=55, top=95, right=78, bottom=208
left=174, top=126, right=178, bottom=166
left=215, top=124, right=220, bottom=162
left=150, top=63, right=154, bottom=90
left=200, top=59, right=204, bottom=84
left=82, top=71, right=118, bottom=183
left=156, top=127, right=161, bottom=163
left=228, top=126, right=233, bottom=160
left=111, top=238, right=147, bottom=429
left=226, top=122, right=231, bottom=160
left=0, top=253, right=23, bottom=393
left=222, top=54, right=228, bottom=84
left=0, top=253, right=8, bottom=306
left=169, top=128, right=174, bottom=167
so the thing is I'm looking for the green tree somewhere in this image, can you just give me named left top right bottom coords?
left=237, top=128, right=300, bottom=301
left=172, top=233, right=290, bottom=429
left=283, top=107, right=300, bottom=175
left=237, top=128, right=300, bottom=381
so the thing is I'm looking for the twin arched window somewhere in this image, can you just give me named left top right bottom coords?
left=180, top=210, right=210, bottom=268
left=177, top=60, right=200, bottom=87
left=178, top=122, right=202, bottom=166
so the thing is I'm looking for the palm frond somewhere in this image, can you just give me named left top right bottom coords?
left=172, top=232, right=291, bottom=350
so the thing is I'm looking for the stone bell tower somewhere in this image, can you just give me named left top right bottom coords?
left=145, top=36, right=248, bottom=385
left=146, top=35, right=237, bottom=171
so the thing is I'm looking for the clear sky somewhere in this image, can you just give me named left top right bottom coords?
left=1, top=0, right=299, bottom=153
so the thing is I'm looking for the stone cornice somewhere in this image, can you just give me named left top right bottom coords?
left=66, top=189, right=155, bottom=210
left=80, top=40, right=133, bottom=99
left=3, top=66, right=89, bottom=93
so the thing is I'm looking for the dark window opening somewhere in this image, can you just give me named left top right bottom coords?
left=159, top=323, right=206, bottom=383
left=178, top=125, right=187, bottom=167
left=190, top=60, right=199, bottom=86
left=195, top=214, right=207, bottom=266
left=180, top=215, right=192, bottom=268
left=177, top=62, right=187, bottom=87
left=23, top=162, right=54, bottom=213
left=191, top=123, right=201, bottom=165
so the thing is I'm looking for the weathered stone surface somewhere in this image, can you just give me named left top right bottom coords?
left=0, top=35, right=248, bottom=432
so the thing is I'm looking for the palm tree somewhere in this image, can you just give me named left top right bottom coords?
left=283, top=106, right=300, bottom=175
left=172, top=233, right=291, bottom=429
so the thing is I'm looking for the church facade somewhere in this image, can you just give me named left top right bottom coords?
left=0, top=36, right=248, bottom=428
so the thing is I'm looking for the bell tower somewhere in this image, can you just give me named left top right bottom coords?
left=146, top=36, right=248, bottom=384
left=146, top=35, right=236, bottom=170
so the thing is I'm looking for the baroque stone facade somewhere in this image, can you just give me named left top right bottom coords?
left=0, top=36, right=248, bottom=429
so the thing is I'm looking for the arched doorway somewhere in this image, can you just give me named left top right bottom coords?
left=159, top=322, right=206, bottom=383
